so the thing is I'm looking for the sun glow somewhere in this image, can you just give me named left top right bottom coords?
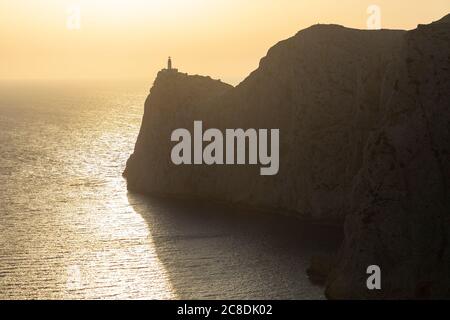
left=1, top=0, right=449, bottom=83
left=68, top=0, right=209, bottom=25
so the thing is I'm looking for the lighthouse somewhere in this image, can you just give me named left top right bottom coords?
left=164, top=56, right=178, bottom=73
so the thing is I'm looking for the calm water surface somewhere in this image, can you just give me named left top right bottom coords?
left=0, top=80, right=339, bottom=299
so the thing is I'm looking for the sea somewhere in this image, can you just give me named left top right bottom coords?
left=0, top=80, right=340, bottom=299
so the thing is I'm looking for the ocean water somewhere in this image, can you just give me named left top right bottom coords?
left=0, top=80, right=340, bottom=299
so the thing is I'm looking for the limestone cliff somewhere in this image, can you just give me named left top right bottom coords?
left=125, top=15, right=450, bottom=298
left=124, top=71, right=232, bottom=197
left=326, top=15, right=450, bottom=299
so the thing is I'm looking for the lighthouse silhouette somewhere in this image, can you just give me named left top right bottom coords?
left=165, top=56, right=178, bottom=72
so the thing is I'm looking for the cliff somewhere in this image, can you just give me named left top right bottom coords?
left=326, top=15, right=450, bottom=299
left=124, top=71, right=232, bottom=197
left=125, top=15, right=450, bottom=298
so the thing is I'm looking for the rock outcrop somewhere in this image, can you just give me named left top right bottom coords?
left=124, top=71, right=232, bottom=197
left=326, top=15, right=450, bottom=299
left=125, top=15, right=450, bottom=298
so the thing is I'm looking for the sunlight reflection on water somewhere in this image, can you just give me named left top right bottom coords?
left=0, top=81, right=174, bottom=299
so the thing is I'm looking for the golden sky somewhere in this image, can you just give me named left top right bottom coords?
left=1, top=0, right=449, bottom=84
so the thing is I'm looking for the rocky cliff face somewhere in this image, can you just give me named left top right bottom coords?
left=326, top=16, right=450, bottom=299
left=124, top=72, right=232, bottom=197
left=125, top=15, right=450, bottom=298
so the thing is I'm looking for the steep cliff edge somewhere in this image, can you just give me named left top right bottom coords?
left=124, top=71, right=232, bottom=195
left=125, top=15, right=450, bottom=298
left=326, top=15, right=450, bottom=299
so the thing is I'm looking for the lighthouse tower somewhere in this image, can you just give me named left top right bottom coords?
left=165, top=56, right=178, bottom=73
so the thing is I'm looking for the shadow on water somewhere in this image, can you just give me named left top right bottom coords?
left=127, top=192, right=343, bottom=299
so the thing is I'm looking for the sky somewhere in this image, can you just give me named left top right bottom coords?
left=1, top=0, right=449, bottom=85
